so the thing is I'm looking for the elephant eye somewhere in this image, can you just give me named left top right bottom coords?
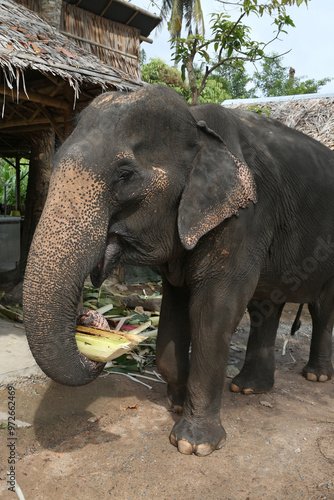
left=118, top=169, right=134, bottom=182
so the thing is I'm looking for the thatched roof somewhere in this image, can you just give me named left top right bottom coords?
left=16, top=0, right=161, bottom=81
left=0, top=0, right=145, bottom=155
left=223, top=94, right=334, bottom=150
left=0, top=0, right=142, bottom=95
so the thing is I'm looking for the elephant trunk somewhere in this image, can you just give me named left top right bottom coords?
left=23, top=159, right=110, bottom=386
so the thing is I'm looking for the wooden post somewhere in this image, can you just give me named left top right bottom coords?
left=18, top=130, right=54, bottom=280
left=15, top=156, right=21, bottom=214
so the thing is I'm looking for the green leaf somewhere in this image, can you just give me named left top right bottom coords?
left=181, top=64, right=186, bottom=82
left=83, top=301, right=98, bottom=310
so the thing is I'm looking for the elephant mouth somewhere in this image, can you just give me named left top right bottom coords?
left=90, top=233, right=123, bottom=287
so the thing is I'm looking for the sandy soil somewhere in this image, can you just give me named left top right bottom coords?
left=0, top=304, right=333, bottom=500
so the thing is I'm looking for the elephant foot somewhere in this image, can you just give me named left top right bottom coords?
left=230, top=383, right=269, bottom=395
left=167, top=385, right=186, bottom=414
left=302, top=362, right=333, bottom=382
left=169, top=417, right=226, bottom=456
left=231, top=369, right=274, bottom=395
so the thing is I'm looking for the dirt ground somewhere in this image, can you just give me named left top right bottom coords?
left=0, top=303, right=333, bottom=500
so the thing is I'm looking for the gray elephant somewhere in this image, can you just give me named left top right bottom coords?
left=23, top=85, right=334, bottom=456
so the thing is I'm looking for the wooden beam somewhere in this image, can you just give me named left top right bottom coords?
left=140, top=35, right=153, bottom=44
left=0, top=115, right=64, bottom=131
left=60, top=31, right=138, bottom=60
left=126, top=11, right=138, bottom=26
left=2, top=101, right=29, bottom=122
left=1, top=86, right=70, bottom=110
left=15, top=156, right=21, bottom=213
left=43, top=73, right=66, bottom=88
left=35, top=103, right=64, bottom=140
left=100, top=0, right=113, bottom=17
left=1, top=124, right=55, bottom=135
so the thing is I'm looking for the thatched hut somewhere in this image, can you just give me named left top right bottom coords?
left=0, top=0, right=161, bottom=291
left=17, top=0, right=161, bottom=81
left=223, top=93, right=334, bottom=150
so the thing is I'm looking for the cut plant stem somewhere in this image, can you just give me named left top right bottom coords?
left=75, top=323, right=150, bottom=363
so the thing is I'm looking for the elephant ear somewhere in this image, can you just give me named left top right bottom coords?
left=178, top=120, right=257, bottom=250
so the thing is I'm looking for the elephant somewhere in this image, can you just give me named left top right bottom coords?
left=23, top=84, right=334, bottom=457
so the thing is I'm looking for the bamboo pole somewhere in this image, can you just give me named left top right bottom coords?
left=100, top=0, right=113, bottom=17
left=126, top=11, right=138, bottom=26
left=140, top=35, right=153, bottom=44
left=15, top=156, right=21, bottom=213
left=59, top=30, right=138, bottom=60
left=1, top=85, right=69, bottom=110
left=0, top=115, right=64, bottom=130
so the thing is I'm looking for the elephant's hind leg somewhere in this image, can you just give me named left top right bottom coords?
left=231, top=300, right=285, bottom=394
left=302, top=292, right=334, bottom=382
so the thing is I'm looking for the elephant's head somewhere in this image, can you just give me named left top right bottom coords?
left=23, top=85, right=256, bottom=386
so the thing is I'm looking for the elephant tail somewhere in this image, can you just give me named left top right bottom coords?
left=291, top=304, right=303, bottom=335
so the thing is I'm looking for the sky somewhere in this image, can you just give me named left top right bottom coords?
left=134, top=0, right=334, bottom=94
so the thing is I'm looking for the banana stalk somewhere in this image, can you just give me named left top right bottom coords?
left=75, top=321, right=150, bottom=363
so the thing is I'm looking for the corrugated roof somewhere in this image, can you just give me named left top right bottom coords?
left=63, top=0, right=162, bottom=39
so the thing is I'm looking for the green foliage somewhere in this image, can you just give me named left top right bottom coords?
left=161, top=0, right=204, bottom=38
left=141, top=58, right=230, bottom=104
left=198, top=78, right=231, bottom=104
left=247, top=105, right=271, bottom=117
left=139, top=48, right=147, bottom=65
left=253, top=54, right=332, bottom=97
left=0, top=159, right=29, bottom=206
left=213, top=60, right=256, bottom=99
left=170, top=0, right=311, bottom=104
left=141, top=58, right=184, bottom=87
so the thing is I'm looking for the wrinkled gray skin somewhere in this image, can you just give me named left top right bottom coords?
left=23, top=85, right=334, bottom=456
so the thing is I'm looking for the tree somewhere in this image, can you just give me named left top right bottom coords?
left=160, top=0, right=205, bottom=38
left=141, top=57, right=230, bottom=103
left=160, top=0, right=205, bottom=68
left=141, top=58, right=188, bottom=97
left=0, top=159, right=29, bottom=209
left=253, top=54, right=331, bottom=97
left=213, top=60, right=256, bottom=99
left=171, top=0, right=309, bottom=105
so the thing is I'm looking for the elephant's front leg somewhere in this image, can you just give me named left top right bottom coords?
left=156, top=279, right=191, bottom=414
left=169, top=285, right=248, bottom=456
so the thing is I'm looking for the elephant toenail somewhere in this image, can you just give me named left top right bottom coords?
left=306, top=372, right=317, bottom=382
left=242, top=388, right=255, bottom=395
left=318, top=374, right=328, bottom=382
left=177, top=439, right=193, bottom=455
left=169, top=433, right=177, bottom=447
left=217, top=436, right=226, bottom=449
left=230, top=383, right=241, bottom=393
left=195, top=443, right=214, bottom=457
